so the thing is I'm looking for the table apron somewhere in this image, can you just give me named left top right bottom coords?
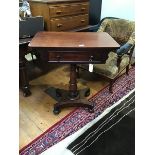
left=47, top=51, right=110, bottom=64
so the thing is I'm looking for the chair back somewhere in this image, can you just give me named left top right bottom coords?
left=97, top=18, right=135, bottom=45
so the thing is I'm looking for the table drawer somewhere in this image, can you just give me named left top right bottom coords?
left=48, top=51, right=102, bottom=63
left=49, top=2, right=89, bottom=18
left=50, top=14, right=88, bottom=31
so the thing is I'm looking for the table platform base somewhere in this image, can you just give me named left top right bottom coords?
left=45, top=87, right=94, bottom=115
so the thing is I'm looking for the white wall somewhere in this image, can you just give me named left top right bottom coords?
left=101, top=0, right=134, bottom=21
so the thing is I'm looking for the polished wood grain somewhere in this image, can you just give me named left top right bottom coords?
left=29, top=0, right=89, bottom=4
left=48, top=51, right=102, bottom=63
left=29, top=32, right=120, bottom=49
left=29, top=0, right=89, bottom=31
left=50, top=14, right=89, bottom=31
left=49, top=2, right=89, bottom=17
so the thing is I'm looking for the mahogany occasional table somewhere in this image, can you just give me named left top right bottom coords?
left=29, top=32, right=120, bottom=114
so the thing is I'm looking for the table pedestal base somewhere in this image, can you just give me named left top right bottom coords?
left=45, top=87, right=94, bottom=115
left=45, top=64, right=94, bottom=115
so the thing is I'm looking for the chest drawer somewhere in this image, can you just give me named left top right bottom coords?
left=48, top=51, right=103, bottom=63
left=50, top=14, right=88, bottom=31
left=49, top=2, right=89, bottom=18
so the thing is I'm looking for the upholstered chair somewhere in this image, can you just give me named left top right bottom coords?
left=78, top=17, right=135, bottom=93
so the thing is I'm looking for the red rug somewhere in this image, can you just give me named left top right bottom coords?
left=20, top=67, right=135, bottom=155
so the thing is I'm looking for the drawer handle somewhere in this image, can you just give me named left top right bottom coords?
left=56, top=10, right=62, bottom=14
left=56, top=55, right=61, bottom=60
left=81, top=20, right=85, bottom=23
left=81, top=8, right=86, bottom=11
left=89, top=56, right=94, bottom=61
left=57, top=24, right=63, bottom=28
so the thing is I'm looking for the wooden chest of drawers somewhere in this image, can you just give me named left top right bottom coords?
left=29, top=0, right=89, bottom=31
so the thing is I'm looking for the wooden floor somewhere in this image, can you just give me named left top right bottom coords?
left=19, top=64, right=109, bottom=150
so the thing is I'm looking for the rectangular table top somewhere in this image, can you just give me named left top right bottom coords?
left=29, top=32, right=120, bottom=51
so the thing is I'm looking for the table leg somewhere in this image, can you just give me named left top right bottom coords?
left=51, top=64, right=94, bottom=115
left=69, top=64, right=79, bottom=99
left=19, top=44, right=31, bottom=97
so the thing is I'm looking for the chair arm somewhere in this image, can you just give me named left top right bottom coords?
left=88, top=24, right=100, bottom=32
left=116, top=43, right=133, bottom=56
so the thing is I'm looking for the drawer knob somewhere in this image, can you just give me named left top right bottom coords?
left=56, top=55, right=61, bottom=60
left=57, top=24, right=63, bottom=28
left=81, top=20, right=85, bottom=23
left=89, top=56, right=94, bottom=61
left=81, top=8, right=86, bottom=11
left=56, top=10, right=62, bottom=14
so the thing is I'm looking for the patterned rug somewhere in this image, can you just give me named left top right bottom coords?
left=67, top=91, right=135, bottom=155
left=20, top=67, right=135, bottom=155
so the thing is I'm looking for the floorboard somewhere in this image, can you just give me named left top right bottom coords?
left=19, top=64, right=109, bottom=149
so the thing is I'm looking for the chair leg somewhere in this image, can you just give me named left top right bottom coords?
left=126, top=64, right=129, bottom=75
left=131, top=62, right=135, bottom=67
left=109, top=80, right=114, bottom=93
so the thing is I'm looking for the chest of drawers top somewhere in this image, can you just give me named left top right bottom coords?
left=29, top=0, right=88, bottom=4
